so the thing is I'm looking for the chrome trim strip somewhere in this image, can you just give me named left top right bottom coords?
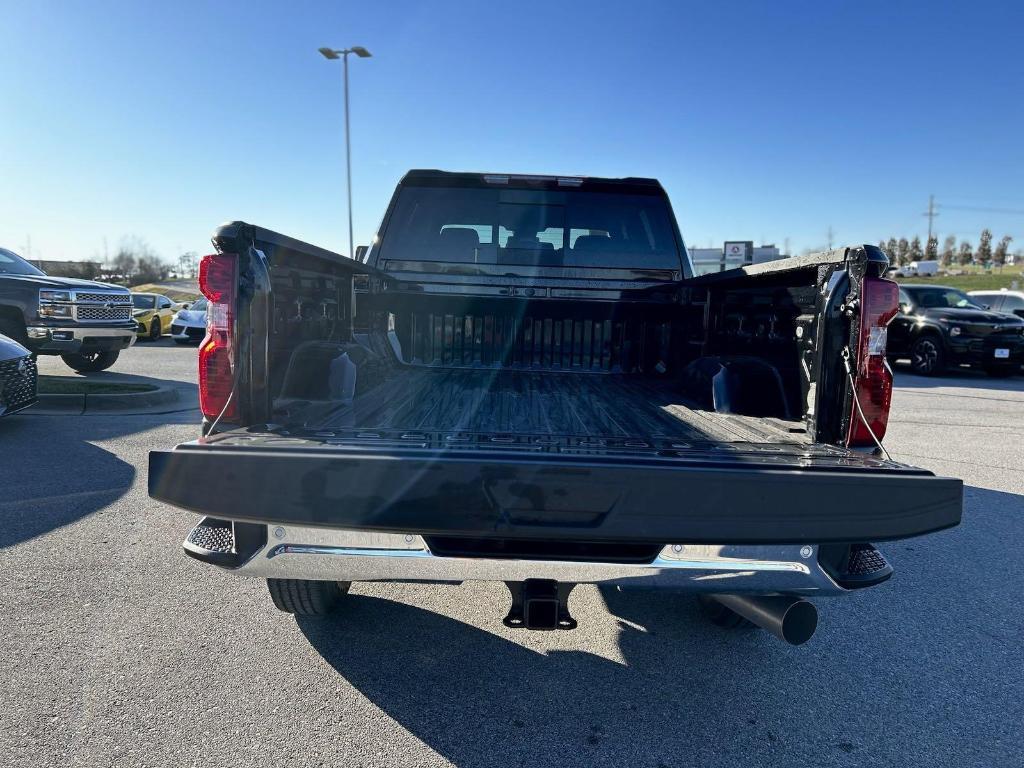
left=26, top=325, right=137, bottom=342
left=268, top=544, right=811, bottom=575
left=229, top=526, right=845, bottom=595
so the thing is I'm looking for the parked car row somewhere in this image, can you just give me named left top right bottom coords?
left=129, top=292, right=208, bottom=343
left=1, top=243, right=208, bottom=376
left=889, top=284, right=1024, bottom=376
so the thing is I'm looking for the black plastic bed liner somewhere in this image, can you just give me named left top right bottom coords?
left=149, top=433, right=963, bottom=545
left=296, top=368, right=811, bottom=446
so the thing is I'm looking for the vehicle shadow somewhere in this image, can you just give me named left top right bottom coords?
left=892, top=363, right=1024, bottom=393
left=295, top=484, right=1023, bottom=766
left=297, top=591, right=765, bottom=767
left=40, top=367, right=199, bottom=409
left=0, top=408, right=193, bottom=549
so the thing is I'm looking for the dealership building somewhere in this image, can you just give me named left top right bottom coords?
left=688, top=242, right=784, bottom=275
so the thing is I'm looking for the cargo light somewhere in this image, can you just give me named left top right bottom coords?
left=847, top=275, right=899, bottom=447
left=198, top=253, right=238, bottom=421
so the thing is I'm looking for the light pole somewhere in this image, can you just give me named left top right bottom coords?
left=319, top=45, right=372, bottom=259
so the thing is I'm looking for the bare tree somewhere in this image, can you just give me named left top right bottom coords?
left=111, top=251, right=136, bottom=281
left=941, top=235, right=956, bottom=267
left=957, top=240, right=973, bottom=266
left=993, top=235, right=1013, bottom=267
left=925, top=235, right=938, bottom=260
left=112, top=235, right=170, bottom=285
left=886, top=237, right=898, bottom=260
left=976, top=229, right=993, bottom=267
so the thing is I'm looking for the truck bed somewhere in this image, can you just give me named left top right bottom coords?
left=299, top=368, right=811, bottom=448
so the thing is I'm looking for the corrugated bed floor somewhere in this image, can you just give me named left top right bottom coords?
left=305, top=367, right=809, bottom=445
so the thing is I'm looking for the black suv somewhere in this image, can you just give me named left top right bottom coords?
left=889, top=284, right=1024, bottom=376
left=0, top=247, right=137, bottom=372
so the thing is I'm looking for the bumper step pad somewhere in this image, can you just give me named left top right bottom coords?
left=182, top=517, right=267, bottom=568
left=187, top=519, right=235, bottom=553
left=835, top=544, right=893, bottom=589
left=184, top=518, right=237, bottom=567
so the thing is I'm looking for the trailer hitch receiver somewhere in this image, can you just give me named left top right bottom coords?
left=503, top=579, right=577, bottom=630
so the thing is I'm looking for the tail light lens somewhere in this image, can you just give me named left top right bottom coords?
left=198, top=253, right=238, bottom=421
left=847, top=275, right=899, bottom=446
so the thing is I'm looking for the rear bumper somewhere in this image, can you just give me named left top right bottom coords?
left=149, top=440, right=963, bottom=545
left=215, top=524, right=849, bottom=595
left=170, top=323, right=205, bottom=342
left=947, top=336, right=1024, bottom=366
left=26, top=324, right=137, bottom=354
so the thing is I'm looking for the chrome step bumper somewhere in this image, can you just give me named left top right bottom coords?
left=194, top=522, right=850, bottom=596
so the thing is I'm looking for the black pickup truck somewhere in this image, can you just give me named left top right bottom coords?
left=0, top=247, right=136, bottom=372
left=888, top=283, right=1024, bottom=376
left=149, top=171, right=962, bottom=644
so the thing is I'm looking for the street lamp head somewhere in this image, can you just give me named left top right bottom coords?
left=350, top=46, right=372, bottom=58
left=318, top=47, right=340, bottom=60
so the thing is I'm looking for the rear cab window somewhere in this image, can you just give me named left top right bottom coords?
left=374, top=179, right=685, bottom=279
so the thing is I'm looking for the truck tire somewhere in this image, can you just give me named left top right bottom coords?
left=910, top=335, right=945, bottom=376
left=61, top=350, right=120, bottom=373
left=697, top=595, right=754, bottom=629
left=267, top=578, right=350, bottom=615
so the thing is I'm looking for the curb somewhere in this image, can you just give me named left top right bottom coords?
left=31, top=393, right=85, bottom=414
left=32, top=385, right=194, bottom=415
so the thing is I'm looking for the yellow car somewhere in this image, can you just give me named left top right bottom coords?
left=132, top=293, right=182, bottom=341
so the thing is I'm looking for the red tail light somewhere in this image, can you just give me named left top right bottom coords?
left=198, top=253, right=238, bottom=421
left=847, top=275, right=899, bottom=446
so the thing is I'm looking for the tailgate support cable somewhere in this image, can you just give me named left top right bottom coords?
left=841, top=346, right=893, bottom=462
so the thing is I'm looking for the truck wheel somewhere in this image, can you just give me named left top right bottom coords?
left=267, top=578, right=350, bottom=615
left=61, top=350, right=120, bottom=373
left=910, top=336, right=944, bottom=376
left=697, top=595, right=754, bottom=629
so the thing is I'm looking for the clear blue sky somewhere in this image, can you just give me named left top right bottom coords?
left=2, top=0, right=1022, bottom=263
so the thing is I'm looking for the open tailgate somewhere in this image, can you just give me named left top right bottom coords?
left=149, top=433, right=962, bottom=545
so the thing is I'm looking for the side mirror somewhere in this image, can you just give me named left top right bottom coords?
left=1015, top=309, right=1024, bottom=319
left=355, top=245, right=368, bottom=261
left=181, top=303, right=191, bottom=310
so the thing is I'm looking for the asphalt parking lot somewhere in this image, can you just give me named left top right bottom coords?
left=3, top=342, right=1023, bottom=767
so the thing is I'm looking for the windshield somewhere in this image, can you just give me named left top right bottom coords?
left=0, top=247, right=46, bottom=276
left=132, top=294, right=156, bottom=309
left=189, top=297, right=207, bottom=312
left=379, top=186, right=682, bottom=272
left=907, top=287, right=986, bottom=310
